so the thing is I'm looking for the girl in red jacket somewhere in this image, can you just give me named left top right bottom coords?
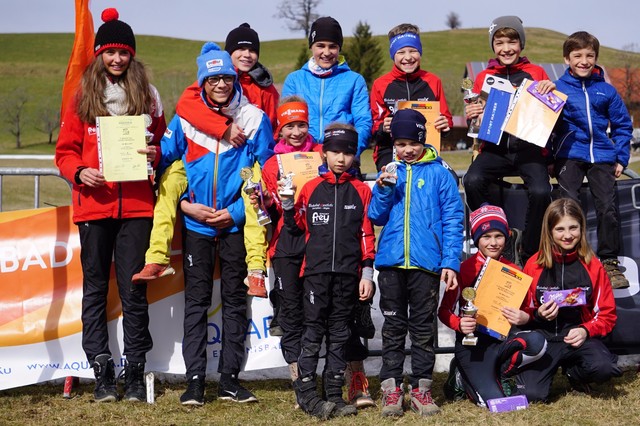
left=55, top=8, right=165, bottom=403
left=518, top=198, right=621, bottom=401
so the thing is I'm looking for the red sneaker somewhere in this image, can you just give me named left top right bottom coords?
left=245, top=271, right=267, bottom=298
left=132, top=263, right=175, bottom=284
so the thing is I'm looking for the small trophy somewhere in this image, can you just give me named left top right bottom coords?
left=142, top=114, right=154, bottom=176
left=279, top=172, right=295, bottom=197
left=461, top=287, right=479, bottom=346
left=461, top=78, right=481, bottom=138
left=382, top=162, right=398, bottom=185
left=240, top=167, right=272, bottom=226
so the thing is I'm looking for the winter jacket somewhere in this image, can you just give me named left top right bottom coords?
left=283, top=166, right=376, bottom=277
left=282, top=59, right=372, bottom=156
left=553, top=65, right=632, bottom=167
left=368, top=147, right=464, bottom=273
left=523, top=250, right=617, bottom=338
left=158, top=82, right=273, bottom=237
left=370, top=66, right=453, bottom=161
left=262, top=137, right=323, bottom=259
left=56, top=85, right=166, bottom=223
left=438, top=252, right=523, bottom=333
left=473, top=57, right=550, bottom=153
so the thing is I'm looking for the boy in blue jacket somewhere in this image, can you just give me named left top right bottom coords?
left=369, top=109, right=464, bottom=417
left=551, top=31, right=633, bottom=289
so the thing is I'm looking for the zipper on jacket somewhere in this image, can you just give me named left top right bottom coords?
left=582, top=81, right=595, bottom=163
left=332, top=181, right=338, bottom=271
left=403, top=165, right=412, bottom=268
left=117, top=183, right=123, bottom=219
left=404, top=76, right=411, bottom=100
left=319, top=79, right=325, bottom=140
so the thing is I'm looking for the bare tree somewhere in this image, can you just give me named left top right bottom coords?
left=617, top=43, right=640, bottom=122
left=35, top=101, right=60, bottom=144
left=3, top=87, right=28, bottom=149
left=342, top=21, right=383, bottom=89
left=275, top=0, right=322, bottom=37
left=446, top=12, right=461, bottom=30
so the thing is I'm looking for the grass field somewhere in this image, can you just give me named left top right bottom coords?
left=0, top=368, right=638, bottom=426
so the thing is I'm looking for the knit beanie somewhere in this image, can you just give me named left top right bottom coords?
left=390, top=109, right=427, bottom=144
left=308, top=17, right=343, bottom=49
left=322, top=128, right=358, bottom=155
left=94, top=8, right=136, bottom=57
left=469, top=203, right=510, bottom=246
left=277, top=101, right=309, bottom=135
left=225, top=23, right=260, bottom=56
left=196, top=42, right=237, bottom=87
left=488, top=15, right=525, bottom=51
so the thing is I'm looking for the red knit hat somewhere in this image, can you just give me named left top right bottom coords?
left=94, top=8, right=136, bottom=57
left=469, top=203, right=510, bottom=246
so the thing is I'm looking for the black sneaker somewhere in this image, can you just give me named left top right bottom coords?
left=180, top=374, right=205, bottom=406
left=122, top=360, right=146, bottom=402
left=93, top=354, right=117, bottom=402
left=502, top=228, right=522, bottom=267
left=219, top=373, right=258, bottom=403
left=442, top=358, right=465, bottom=401
left=566, top=372, right=591, bottom=394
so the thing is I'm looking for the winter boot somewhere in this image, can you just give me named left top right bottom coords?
left=92, top=354, right=117, bottom=402
left=122, top=360, right=146, bottom=402
left=345, top=361, right=375, bottom=408
left=324, top=372, right=357, bottom=417
left=293, top=376, right=336, bottom=420
left=380, top=377, right=404, bottom=417
left=409, top=378, right=440, bottom=417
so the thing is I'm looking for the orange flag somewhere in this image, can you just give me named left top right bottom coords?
left=60, top=0, right=94, bottom=118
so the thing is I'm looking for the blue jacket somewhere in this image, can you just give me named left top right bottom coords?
left=553, top=66, right=632, bottom=167
left=159, top=84, right=274, bottom=237
left=282, top=58, right=372, bottom=156
left=368, top=147, right=464, bottom=273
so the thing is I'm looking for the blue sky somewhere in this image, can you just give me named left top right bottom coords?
left=2, top=0, right=637, bottom=51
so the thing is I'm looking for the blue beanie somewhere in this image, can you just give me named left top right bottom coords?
left=390, top=109, right=427, bottom=144
left=196, top=42, right=237, bottom=86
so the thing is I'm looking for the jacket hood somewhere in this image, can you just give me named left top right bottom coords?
left=247, top=61, right=274, bottom=88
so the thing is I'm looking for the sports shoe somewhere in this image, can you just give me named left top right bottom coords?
left=324, top=373, right=357, bottom=417
left=132, top=263, right=175, bottom=284
left=502, top=228, right=522, bottom=267
left=602, top=259, right=630, bottom=289
left=380, top=378, right=404, bottom=417
left=500, top=376, right=516, bottom=397
left=566, top=372, right=591, bottom=394
left=347, top=369, right=375, bottom=408
left=245, top=270, right=268, bottom=298
left=180, top=374, right=205, bottom=406
left=92, top=354, right=117, bottom=402
left=122, top=360, right=146, bottom=402
left=218, top=373, right=258, bottom=403
left=409, top=379, right=440, bottom=417
left=442, top=358, right=466, bottom=401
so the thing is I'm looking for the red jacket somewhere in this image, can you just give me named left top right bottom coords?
left=523, top=251, right=617, bottom=338
left=472, top=57, right=549, bottom=95
left=238, top=71, right=280, bottom=135
left=438, top=251, right=522, bottom=333
left=55, top=87, right=166, bottom=223
left=262, top=138, right=323, bottom=259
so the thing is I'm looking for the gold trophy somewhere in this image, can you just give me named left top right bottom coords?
left=461, top=78, right=481, bottom=138
left=461, top=287, right=479, bottom=346
left=240, top=167, right=271, bottom=226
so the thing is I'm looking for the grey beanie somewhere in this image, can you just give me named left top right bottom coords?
left=488, top=16, right=525, bottom=51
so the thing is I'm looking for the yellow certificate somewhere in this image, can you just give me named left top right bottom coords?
left=276, top=151, right=322, bottom=202
left=395, top=101, right=441, bottom=152
left=473, top=257, right=532, bottom=340
left=96, top=115, right=148, bottom=182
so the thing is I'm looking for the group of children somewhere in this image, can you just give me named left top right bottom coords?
left=55, top=7, right=628, bottom=420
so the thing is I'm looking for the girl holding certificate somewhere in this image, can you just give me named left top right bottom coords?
left=55, top=8, right=165, bottom=403
left=518, top=198, right=621, bottom=400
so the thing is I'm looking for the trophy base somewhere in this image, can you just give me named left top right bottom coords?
left=258, top=215, right=272, bottom=226
left=381, top=177, right=397, bottom=185
left=462, top=336, right=478, bottom=346
left=279, top=189, right=295, bottom=197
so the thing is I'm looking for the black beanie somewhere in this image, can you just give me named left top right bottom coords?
left=488, top=16, right=525, bottom=51
left=225, top=23, right=260, bottom=56
left=308, top=16, right=343, bottom=49
left=94, top=8, right=136, bottom=57
left=390, top=109, right=427, bottom=144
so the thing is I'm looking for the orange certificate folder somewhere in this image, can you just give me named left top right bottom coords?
left=503, top=79, right=568, bottom=148
left=395, top=101, right=441, bottom=152
left=473, top=257, right=532, bottom=340
left=276, top=151, right=322, bottom=202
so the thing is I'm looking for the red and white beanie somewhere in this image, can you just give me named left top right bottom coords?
left=469, top=203, right=510, bottom=245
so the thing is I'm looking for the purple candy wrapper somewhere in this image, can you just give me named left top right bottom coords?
left=543, top=288, right=587, bottom=307
left=527, top=81, right=565, bottom=112
left=487, top=395, right=529, bottom=413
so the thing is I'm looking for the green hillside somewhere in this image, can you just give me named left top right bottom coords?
left=0, top=28, right=636, bottom=153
